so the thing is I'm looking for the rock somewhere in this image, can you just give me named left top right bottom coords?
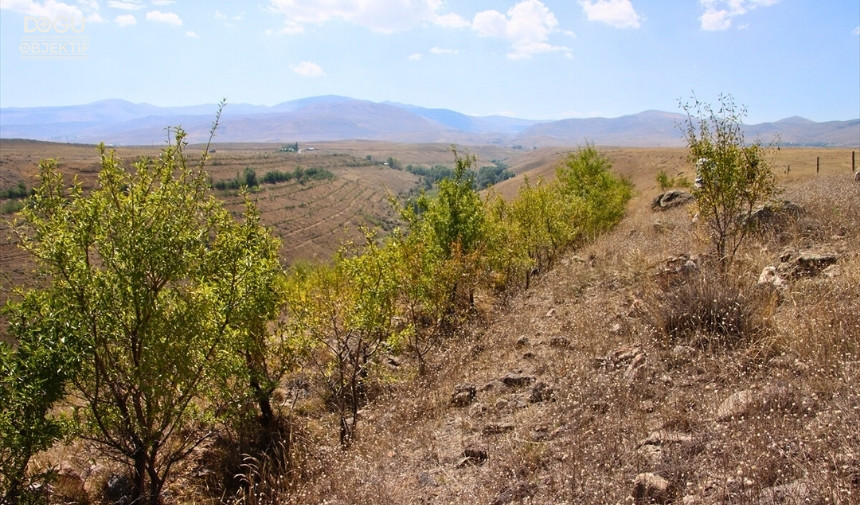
left=716, top=384, right=798, bottom=421
left=637, top=443, right=663, bottom=466
left=637, top=430, right=694, bottom=447
left=655, top=254, right=699, bottom=288
left=483, top=423, right=515, bottom=435
left=104, top=473, right=133, bottom=504
left=457, top=444, right=488, bottom=467
left=549, top=336, right=571, bottom=347
left=633, top=472, right=671, bottom=504
left=758, top=265, right=788, bottom=289
left=624, top=352, right=647, bottom=382
left=746, top=200, right=805, bottom=230
left=502, top=373, right=536, bottom=387
left=418, top=472, right=438, bottom=487
left=469, top=402, right=487, bottom=417
left=716, top=389, right=756, bottom=421
left=451, top=384, right=477, bottom=407
left=515, top=336, right=530, bottom=347
left=757, top=479, right=817, bottom=504
left=491, top=480, right=533, bottom=505
left=855, top=170, right=860, bottom=182
left=529, top=381, right=554, bottom=403
left=777, top=249, right=838, bottom=279
left=652, top=190, right=694, bottom=211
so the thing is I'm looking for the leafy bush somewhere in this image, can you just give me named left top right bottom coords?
left=681, top=94, right=778, bottom=267
left=0, top=182, right=29, bottom=200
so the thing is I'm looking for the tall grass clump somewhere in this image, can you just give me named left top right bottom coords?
left=648, top=264, right=777, bottom=351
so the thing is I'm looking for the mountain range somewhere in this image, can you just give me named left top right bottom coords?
left=1, top=96, right=857, bottom=147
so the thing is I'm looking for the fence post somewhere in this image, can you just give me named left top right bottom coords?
left=817, top=156, right=820, bottom=174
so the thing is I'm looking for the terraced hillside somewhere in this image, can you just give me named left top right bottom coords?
left=0, top=140, right=547, bottom=335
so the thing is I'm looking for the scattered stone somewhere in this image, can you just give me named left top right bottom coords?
left=451, top=384, right=477, bottom=407
left=746, top=199, right=805, bottom=230
left=549, top=336, right=571, bottom=348
left=502, top=373, right=536, bottom=387
left=624, top=352, right=647, bottom=382
left=637, top=443, right=664, bottom=466
left=457, top=444, right=488, bottom=467
left=638, top=430, right=694, bottom=447
left=483, top=423, right=515, bottom=435
left=656, top=254, right=699, bottom=288
left=545, top=308, right=556, bottom=318
left=652, top=190, right=694, bottom=211
left=633, top=472, right=671, bottom=504
left=469, top=402, right=487, bottom=417
left=418, top=472, right=438, bottom=487
left=515, top=336, right=530, bottom=347
left=522, top=351, right=536, bottom=359
left=757, top=479, right=816, bottom=504
left=104, top=473, right=133, bottom=504
left=529, top=381, right=554, bottom=403
left=716, top=389, right=756, bottom=421
left=777, top=249, right=838, bottom=279
left=716, top=384, right=799, bottom=421
left=491, top=480, right=533, bottom=505
left=758, top=266, right=788, bottom=289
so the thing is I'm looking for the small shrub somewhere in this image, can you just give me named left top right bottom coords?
left=0, top=200, right=25, bottom=214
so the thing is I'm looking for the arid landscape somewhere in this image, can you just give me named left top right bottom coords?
left=1, top=134, right=858, bottom=503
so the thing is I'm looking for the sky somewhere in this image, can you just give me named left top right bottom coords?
left=1, top=0, right=858, bottom=124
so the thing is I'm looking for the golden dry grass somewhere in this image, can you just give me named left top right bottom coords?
left=3, top=140, right=858, bottom=503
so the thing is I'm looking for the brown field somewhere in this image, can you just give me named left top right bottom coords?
left=1, top=139, right=855, bottom=336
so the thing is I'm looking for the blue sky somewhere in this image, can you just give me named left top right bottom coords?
left=1, top=0, right=858, bottom=123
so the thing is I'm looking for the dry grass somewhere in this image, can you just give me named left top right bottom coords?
left=5, top=142, right=858, bottom=504
left=264, top=162, right=858, bottom=505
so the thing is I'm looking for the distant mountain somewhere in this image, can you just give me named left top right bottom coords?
left=1, top=97, right=857, bottom=147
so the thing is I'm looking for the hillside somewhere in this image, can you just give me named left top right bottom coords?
left=268, top=158, right=859, bottom=504
left=4, top=142, right=858, bottom=503
left=2, top=97, right=858, bottom=147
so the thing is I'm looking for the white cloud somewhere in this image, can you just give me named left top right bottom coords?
left=185, top=30, right=198, bottom=38
left=114, top=13, right=136, bottom=26
left=290, top=61, right=326, bottom=78
left=107, top=0, right=143, bottom=10
left=150, top=0, right=174, bottom=5
left=1, top=0, right=103, bottom=22
left=146, top=9, right=181, bottom=26
left=472, top=0, right=570, bottom=60
left=853, top=26, right=860, bottom=36
left=699, top=0, right=781, bottom=31
left=267, top=0, right=468, bottom=34
left=408, top=53, right=422, bottom=60
left=430, top=47, right=459, bottom=55
left=579, top=0, right=642, bottom=29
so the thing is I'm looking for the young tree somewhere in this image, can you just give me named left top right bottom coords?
left=0, top=292, right=79, bottom=500
left=681, top=94, right=777, bottom=267
left=286, top=233, right=404, bottom=447
left=9, top=122, right=284, bottom=504
left=403, top=148, right=487, bottom=309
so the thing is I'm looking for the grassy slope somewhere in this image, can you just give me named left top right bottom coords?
left=279, top=152, right=859, bottom=505
left=5, top=142, right=858, bottom=502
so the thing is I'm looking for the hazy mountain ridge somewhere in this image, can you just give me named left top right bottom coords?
left=1, top=96, right=857, bottom=147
